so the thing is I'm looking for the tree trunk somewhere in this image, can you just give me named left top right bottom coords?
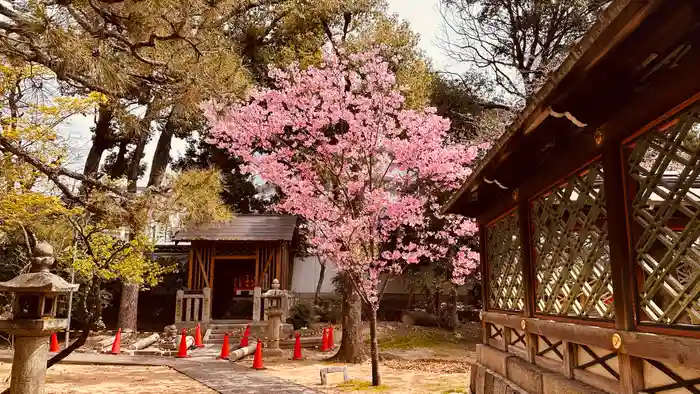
left=333, top=274, right=365, bottom=363
left=433, top=289, right=441, bottom=317
left=110, top=140, right=129, bottom=178
left=83, top=106, right=112, bottom=177
left=117, top=283, right=139, bottom=332
left=127, top=134, right=147, bottom=193
left=314, top=258, right=326, bottom=304
left=369, top=308, right=381, bottom=386
left=447, top=286, right=459, bottom=331
left=405, top=290, right=414, bottom=310
left=148, top=114, right=176, bottom=187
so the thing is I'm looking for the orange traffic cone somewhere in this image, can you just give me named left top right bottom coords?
left=239, top=325, right=249, bottom=348
left=49, top=332, right=60, bottom=353
left=194, top=323, right=204, bottom=348
left=321, top=327, right=329, bottom=352
left=292, top=332, right=302, bottom=360
left=252, top=339, right=264, bottom=370
left=177, top=328, right=190, bottom=358
left=218, top=332, right=230, bottom=360
left=328, top=325, right=335, bottom=349
left=110, top=328, right=121, bottom=354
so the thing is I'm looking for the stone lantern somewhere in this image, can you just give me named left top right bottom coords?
left=262, top=279, right=284, bottom=355
left=0, top=241, right=79, bottom=394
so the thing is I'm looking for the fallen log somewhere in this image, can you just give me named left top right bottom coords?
left=401, top=310, right=440, bottom=327
left=128, top=333, right=160, bottom=350
left=228, top=343, right=258, bottom=361
left=96, top=332, right=131, bottom=350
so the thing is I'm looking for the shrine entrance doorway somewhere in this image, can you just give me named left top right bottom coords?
left=211, top=259, right=256, bottom=320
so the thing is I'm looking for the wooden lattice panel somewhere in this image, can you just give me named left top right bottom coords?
left=536, top=334, right=564, bottom=362
left=627, top=109, right=700, bottom=326
left=486, top=211, right=525, bottom=311
left=576, top=344, right=619, bottom=381
left=643, top=359, right=700, bottom=393
left=531, top=162, right=615, bottom=319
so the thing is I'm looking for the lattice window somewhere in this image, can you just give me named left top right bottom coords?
left=486, top=211, right=525, bottom=311
left=627, top=108, right=700, bottom=326
left=531, top=162, right=615, bottom=319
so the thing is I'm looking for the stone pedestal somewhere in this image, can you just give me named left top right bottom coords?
left=11, top=335, right=49, bottom=394
left=264, top=311, right=284, bottom=356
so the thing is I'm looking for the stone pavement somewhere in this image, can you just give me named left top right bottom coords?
left=172, top=360, right=320, bottom=394
left=0, top=349, right=320, bottom=394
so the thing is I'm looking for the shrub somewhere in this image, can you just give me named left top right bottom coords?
left=288, top=302, right=316, bottom=329
left=315, top=298, right=341, bottom=324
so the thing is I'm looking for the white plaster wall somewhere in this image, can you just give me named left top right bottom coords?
left=291, top=256, right=410, bottom=295
left=291, top=256, right=339, bottom=295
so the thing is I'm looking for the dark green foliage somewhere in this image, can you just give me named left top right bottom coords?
left=288, top=302, right=316, bottom=329
left=315, top=298, right=342, bottom=324
left=173, top=138, right=274, bottom=214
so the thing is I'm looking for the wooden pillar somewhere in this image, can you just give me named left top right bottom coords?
left=275, top=243, right=282, bottom=282
left=601, top=142, right=644, bottom=393
left=255, top=246, right=260, bottom=286
left=479, top=224, right=489, bottom=345
left=518, top=201, right=539, bottom=364
left=187, top=249, right=194, bottom=289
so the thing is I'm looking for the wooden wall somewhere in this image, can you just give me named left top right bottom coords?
left=187, top=241, right=292, bottom=291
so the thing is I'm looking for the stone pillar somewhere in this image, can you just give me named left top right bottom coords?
left=175, top=290, right=184, bottom=324
left=263, top=298, right=269, bottom=321
left=11, top=335, right=48, bottom=394
left=202, top=287, right=212, bottom=324
left=281, top=292, right=294, bottom=323
left=266, top=311, right=282, bottom=355
left=253, top=287, right=261, bottom=322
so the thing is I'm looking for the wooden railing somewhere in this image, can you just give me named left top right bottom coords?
left=175, top=288, right=211, bottom=324
left=482, top=311, right=700, bottom=394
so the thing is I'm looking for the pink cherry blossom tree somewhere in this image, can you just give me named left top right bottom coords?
left=203, top=49, right=482, bottom=385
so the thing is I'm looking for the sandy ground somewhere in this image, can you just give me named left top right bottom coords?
left=263, top=356, right=470, bottom=394
left=247, top=323, right=479, bottom=393
left=0, top=363, right=216, bottom=394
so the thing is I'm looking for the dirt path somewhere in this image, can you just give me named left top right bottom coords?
left=0, top=363, right=216, bottom=394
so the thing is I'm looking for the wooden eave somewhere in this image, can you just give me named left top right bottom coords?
left=444, top=0, right=700, bottom=222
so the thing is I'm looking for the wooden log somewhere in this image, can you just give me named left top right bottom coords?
left=618, top=331, right=700, bottom=371
left=482, top=311, right=523, bottom=329
left=526, top=317, right=615, bottom=350
left=228, top=343, right=258, bottom=361
left=163, top=335, right=194, bottom=350
left=128, top=333, right=160, bottom=350
left=96, top=332, right=131, bottom=349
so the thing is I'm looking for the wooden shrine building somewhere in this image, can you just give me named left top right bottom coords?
left=445, top=1, right=700, bottom=393
left=171, top=214, right=297, bottom=324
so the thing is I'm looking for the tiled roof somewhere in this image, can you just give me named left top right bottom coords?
left=172, top=214, right=297, bottom=242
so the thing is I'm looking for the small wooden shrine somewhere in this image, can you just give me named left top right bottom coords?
left=172, top=214, right=297, bottom=323
left=445, top=1, right=700, bottom=393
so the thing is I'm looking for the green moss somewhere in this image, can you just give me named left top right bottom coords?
left=440, top=389, right=469, bottom=394
left=336, top=380, right=390, bottom=392
left=377, top=329, right=464, bottom=350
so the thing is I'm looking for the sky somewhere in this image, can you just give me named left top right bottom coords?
left=62, top=1, right=454, bottom=182
left=386, top=0, right=454, bottom=70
